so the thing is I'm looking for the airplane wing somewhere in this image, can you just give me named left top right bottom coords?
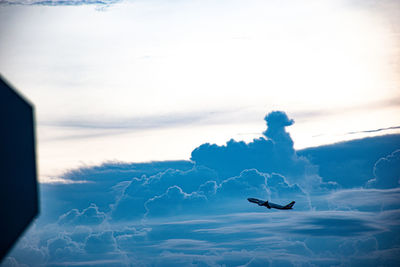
left=269, top=201, right=295, bottom=209
left=268, top=202, right=285, bottom=209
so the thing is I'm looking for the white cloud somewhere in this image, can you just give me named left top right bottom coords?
left=0, top=0, right=120, bottom=6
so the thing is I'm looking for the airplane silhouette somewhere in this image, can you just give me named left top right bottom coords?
left=247, top=198, right=295, bottom=210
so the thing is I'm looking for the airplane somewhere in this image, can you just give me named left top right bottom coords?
left=247, top=198, right=295, bottom=210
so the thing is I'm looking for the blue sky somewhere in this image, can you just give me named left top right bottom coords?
left=1, top=0, right=400, bottom=266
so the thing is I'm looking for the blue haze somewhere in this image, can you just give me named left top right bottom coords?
left=2, top=111, right=400, bottom=266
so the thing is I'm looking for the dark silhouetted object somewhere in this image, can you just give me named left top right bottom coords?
left=248, top=198, right=295, bottom=210
left=0, top=76, right=38, bottom=260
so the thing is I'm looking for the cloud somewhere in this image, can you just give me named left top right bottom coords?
left=38, top=160, right=194, bottom=222
left=114, top=167, right=308, bottom=220
left=263, top=111, right=294, bottom=148
left=192, top=210, right=384, bottom=238
left=367, top=149, right=400, bottom=189
left=39, top=108, right=251, bottom=141
left=5, top=111, right=400, bottom=266
left=0, top=257, right=20, bottom=267
left=111, top=166, right=217, bottom=221
left=47, top=235, right=81, bottom=260
left=299, top=134, right=400, bottom=187
left=266, top=173, right=311, bottom=210
left=69, top=226, right=93, bottom=243
left=155, top=239, right=217, bottom=252
left=267, top=173, right=305, bottom=196
left=326, top=188, right=400, bottom=211
left=198, top=180, right=218, bottom=196
left=144, top=186, right=207, bottom=218
left=346, top=126, right=400, bottom=135
left=84, top=231, right=117, bottom=254
left=0, top=0, right=121, bottom=6
left=292, top=97, right=400, bottom=121
left=63, top=160, right=194, bottom=184
left=191, top=111, right=318, bottom=189
left=6, top=242, right=47, bottom=267
left=217, top=169, right=269, bottom=199
left=7, top=206, right=400, bottom=266
left=58, top=203, right=106, bottom=225
left=289, top=212, right=381, bottom=237
left=139, top=166, right=218, bottom=194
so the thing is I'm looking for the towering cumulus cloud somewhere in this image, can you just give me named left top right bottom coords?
left=263, top=111, right=295, bottom=151
left=3, top=111, right=400, bottom=267
left=191, top=111, right=319, bottom=189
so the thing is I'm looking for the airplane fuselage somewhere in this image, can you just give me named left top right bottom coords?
left=247, top=198, right=295, bottom=210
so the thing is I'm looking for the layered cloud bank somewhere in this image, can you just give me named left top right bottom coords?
left=3, top=111, right=400, bottom=267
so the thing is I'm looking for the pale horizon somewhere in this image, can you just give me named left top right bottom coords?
left=1, top=0, right=399, bottom=182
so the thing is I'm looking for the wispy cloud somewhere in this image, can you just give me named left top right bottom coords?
left=40, top=107, right=252, bottom=130
left=346, top=126, right=400, bottom=135
left=0, top=0, right=121, bottom=6
left=38, top=108, right=251, bottom=141
left=41, top=113, right=208, bottom=130
left=293, top=97, right=400, bottom=121
left=311, top=125, right=400, bottom=138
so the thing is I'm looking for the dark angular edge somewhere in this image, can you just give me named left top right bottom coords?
left=0, top=75, right=39, bottom=261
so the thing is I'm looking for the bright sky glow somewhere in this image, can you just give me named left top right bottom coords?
left=0, top=0, right=399, bottom=182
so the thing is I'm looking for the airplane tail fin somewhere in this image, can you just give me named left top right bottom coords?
left=284, top=201, right=295, bottom=209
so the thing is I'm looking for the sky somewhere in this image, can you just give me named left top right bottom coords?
left=0, top=0, right=399, bottom=181
left=1, top=0, right=400, bottom=266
